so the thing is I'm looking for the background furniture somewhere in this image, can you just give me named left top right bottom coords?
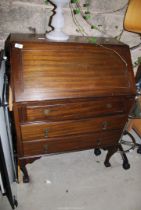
left=5, top=34, right=135, bottom=182
left=123, top=0, right=141, bottom=153
left=124, top=0, right=141, bottom=33
left=0, top=50, right=18, bottom=209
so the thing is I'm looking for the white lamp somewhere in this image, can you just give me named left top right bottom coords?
left=46, top=0, right=69, bottom=41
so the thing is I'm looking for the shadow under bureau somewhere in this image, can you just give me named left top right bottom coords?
left=5, top=34, right=135, bottom=182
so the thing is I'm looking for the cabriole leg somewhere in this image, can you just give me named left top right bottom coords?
left=137, top=145, right=141, bottom=154
left=104, top=146, right=118, bottom=167
left=20, top=160, right=29, bottom=183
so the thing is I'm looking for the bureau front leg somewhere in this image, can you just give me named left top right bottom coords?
left=20, top=160, right=29, bottom=183
left=104, top=146, right=118, bottom=167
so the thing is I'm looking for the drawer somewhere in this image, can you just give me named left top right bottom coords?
left=21, top=115, right=127, bottom=141
left=23, top=98, right=125, bottom=122
left=22, top=130, right=122, bottom=157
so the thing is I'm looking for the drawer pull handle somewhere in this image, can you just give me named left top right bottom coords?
left=102, top=121, right=108, bottom=130
left=44, top=144, right=48, bottom=153
left=106, top=103, right=112, bottom=109
left=96, top=139, right=101, bottom=145
left=44, top=128, right=49, bottom=138
left=44, top=109, right=50, bottom=116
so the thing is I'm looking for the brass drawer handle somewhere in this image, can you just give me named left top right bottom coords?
left=44, top=128, right=49, bottom=138
left=43, top=144, right=48, bottom=153
left=96, top=139, right=101, bottom=145
left=106, top=103, right=112, bottom=109
left=44, top=109, right=50, bottom=116
left=102, top=121, right=108, bottom=130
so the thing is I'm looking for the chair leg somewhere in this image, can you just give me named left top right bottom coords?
left=137, top=145, right=141, bottom=154
left=118, top=144, right=130, bottom=170
left=20, top=160, right=29, bottom=183
left=94, top=148, right=101, bottom=156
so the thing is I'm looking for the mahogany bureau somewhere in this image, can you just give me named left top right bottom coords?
left=5, top=34, right=135, bottom=182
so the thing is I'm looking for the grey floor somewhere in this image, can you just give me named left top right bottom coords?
left=1, top=132, right=141, bottom=210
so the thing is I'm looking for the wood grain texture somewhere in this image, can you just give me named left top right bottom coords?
left=25, top=97, right=126, bottom=122
left=22, top=129, right=122, bottom=157
left=5, top=34, right=136, bottom=171
left=6, top=34, right=135, bottom=102
left=20, top=115, right=127, bottom=141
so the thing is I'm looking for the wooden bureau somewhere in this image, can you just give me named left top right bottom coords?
left=5, top=34, right=135, bottom=182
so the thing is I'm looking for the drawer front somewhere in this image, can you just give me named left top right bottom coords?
left=22, top=130, right=122, bottom=157
left=24, top=98, right=125, bottom=122
left=21, top=115, right=126, bottom=141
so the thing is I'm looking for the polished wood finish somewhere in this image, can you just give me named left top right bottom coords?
left=18, top=96, right=134, bottom=123
left=5, top=34, right=135, bottom=182
left=22, top=130, right=122, bottom=156
left=6, top=34, right=135, bottom=103
left=20, top=115, right=126, bottom=141
left=23, top=97, right=126, bottom=122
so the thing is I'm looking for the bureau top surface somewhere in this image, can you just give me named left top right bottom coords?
left=6, top=34, right=136, bottom=103
left=7, top=33, right=125, bottom=46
